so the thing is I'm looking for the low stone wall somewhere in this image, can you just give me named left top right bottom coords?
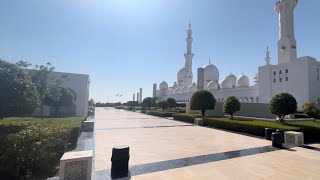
left=189, top=103, right=276, bottom=119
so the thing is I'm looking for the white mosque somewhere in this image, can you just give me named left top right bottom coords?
left=153, top=0, right=320, bottom=109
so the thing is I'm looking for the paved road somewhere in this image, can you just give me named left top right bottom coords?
left=93, top=107, right=320, bottom=180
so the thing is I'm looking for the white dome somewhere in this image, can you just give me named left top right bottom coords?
left=159, top=81, right=168, bottom=90
left=202, top=63, right=219, bottom=83
left=237, top=74, right=250, bottom=87
left=221, top=78, right=233, bottom=89
left=188, top=83, right=197, bottom=93
left=225, top=73, right=237, bottom=87
left=207, top=81, right=219, bottom=91
left=181, top=86, right=188, bottom=94
left=173, top=81, right=178, bottom=88
left=177, top=67, right=187, bottom=84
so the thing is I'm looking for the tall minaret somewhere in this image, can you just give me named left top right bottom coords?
left=275, top=0, right=298, bottom=64
left=184, top=22, right=194, bottom=87
left=265, top=46, right=271, bottom=65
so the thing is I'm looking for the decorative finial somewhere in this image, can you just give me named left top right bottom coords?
left=209, top=58, right=211, bottom=64
left=188, top=21, right=191, bottom=30
left=265, top=46, right=271, bottom=65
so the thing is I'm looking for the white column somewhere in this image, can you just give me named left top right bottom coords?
left=139, top=88, right=142, bottom=102
left=275, top=0, right=298, bottom=64
left=197, top=68, right=205, bottom=90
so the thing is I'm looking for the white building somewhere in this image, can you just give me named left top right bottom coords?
left=154, top=0, right=320, bottom=109
left=43, top=71, right=90, bottom=117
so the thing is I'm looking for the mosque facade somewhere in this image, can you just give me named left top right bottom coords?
left=153, top=0, right=320, bottom=109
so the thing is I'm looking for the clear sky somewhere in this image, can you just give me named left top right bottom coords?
left=1, top=0, right=319, bottom=103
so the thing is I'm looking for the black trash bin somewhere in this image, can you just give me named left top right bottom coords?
left=272, top=132, right=283, bottom=148
left=276, top=129, right=285, bottom=143
left=111, top=145, right=130, bottom=179
left=265, top=128, right=275, bottom=140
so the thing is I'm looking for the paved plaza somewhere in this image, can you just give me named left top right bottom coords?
left=93, top=107, right=320, bottom=179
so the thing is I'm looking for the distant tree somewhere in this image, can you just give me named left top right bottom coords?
left=269, top=93, right=297, bottom=124
left=190, top=90, right=216, bottom=116
left=43, top=85, right=76, bottom=117
left=28, top=62, right=55, bottom=119
left=223, top=96, right=241, bottom=119
left=302, top=102, right=318, bottom=122
left=167, top=98, right=177, bottom=109
left=127, top=101, right=139, bottom=107
left=158, top=101, right=168, bottom=111
left=0, top=60, right=40, bottom=119
left=142, top=97, right=153, bottom=109
left=89, top=99, right=95, bottom=106
left=151, top=97, right=159, bottom=107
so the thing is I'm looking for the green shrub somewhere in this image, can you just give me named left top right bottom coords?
left=167, top=98, right=177, bottom=109
left=173, top=114, right=202, bottom=123
left=158, top=101, right=168, bottom=111
left=302, top=102, right=318, bottom=118
left=190, top=90, right=216, bottom=116
left=223, top=96, right=241, bottom=119
left=201, top=117, right=320, bottom=143
left=0, top=117, right=84, bottom=179
left=269, top=93, right=297, bottom=124
left=149, top=111, right=178, bottom=117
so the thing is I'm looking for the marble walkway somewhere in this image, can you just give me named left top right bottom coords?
left=92, top=107, right=320, bottom=180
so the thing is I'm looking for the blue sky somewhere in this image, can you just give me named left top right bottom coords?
left=1, top=0, right=319, bottom=103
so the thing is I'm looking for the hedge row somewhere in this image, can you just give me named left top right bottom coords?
left=171, top=114, right=320, bottom=143
left=173, top=114, right=202, bottom=123
left=0, top=117, right=85, bottom=179
left=148, top=111, right=178, bottom=117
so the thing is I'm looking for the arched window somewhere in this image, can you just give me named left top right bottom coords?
left=256, top=97, right=259, bottom=103
left=244, top=97, right=248, bottom=103
left=250, top=97, right=254, bottom=103
left=273, top=71, right=276, bottom=75
left=279, top=70, right=282, bottom=74
left=239, top=97, right=243, bottom=103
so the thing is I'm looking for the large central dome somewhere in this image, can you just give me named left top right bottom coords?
left=202, top=63, right=219, bottom=83
left=177, top=67, right=187, bottom=84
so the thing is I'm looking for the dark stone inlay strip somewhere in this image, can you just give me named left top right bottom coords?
left=302, top=145, right=320, bottom=152
left=95, top=124, right=194, bottom=131
left=94, top=145, right=277, bottom=179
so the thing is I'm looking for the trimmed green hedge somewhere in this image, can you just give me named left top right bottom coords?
left=202, top=117, right=320, bottom=143
left=148, top=111, right=178, bottom=117
left=171, top=114, right=320, bottom=143
left=0, top=117, right=85, bottom=179
left=173, top=114, right=202, bottom=123
left=203, top=117, right=299, bottom=137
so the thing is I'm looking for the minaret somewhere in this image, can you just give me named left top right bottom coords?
left=133, top=94, right=135, bottom=101
left=152, top=84, right=157, bottom=97
left=184, top=22, right=194, bottom=87
left=275, top=0, right=298, bottom=64
left=265, top=46, right=271, bottom=65
left=139, top=88, right=142, bottom=102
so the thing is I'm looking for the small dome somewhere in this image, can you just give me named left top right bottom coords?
left=237, top=74, right=250, bottom=87
left=177, top=67, right=187, bottom=84
left=221, top=78, right=233, bottom=89
left=225, top=73, right=237, bottom=87
left=207, top=81, right=219, bottom=91
left=181, top=86, right=188, bottom=94
left=202, top=63, right=219, bottom=83
left=173, top=81, right=178, bottom=88
left=159, top=81, right=168, bottom=90
left=188, top=83, right=197, bottom=93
